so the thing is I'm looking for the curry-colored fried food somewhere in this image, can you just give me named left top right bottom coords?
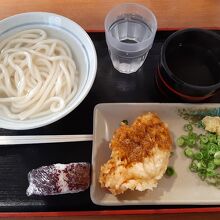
left=99, top=112, right=172, bottom=195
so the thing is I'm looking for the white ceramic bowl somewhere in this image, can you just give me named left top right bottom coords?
left=0, top=12, right=97, bottom=130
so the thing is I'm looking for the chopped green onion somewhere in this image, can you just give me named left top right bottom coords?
left=177, top=137, right=185, bottom=147
left=214, top=151, right=220, bottom=159
left=184, top=147, right=194, bottom=158
left=189, top=161, right=198, bottom=172
left=165, top=166, right=175, bottom=176
left=189, top=132, right=198, bottom=139
left=214, top=158, right=220, bottom=166
left=197, top=161, right=206, bottom=170
left=208, top=143, right=218, bottom=155
left=177, top=121, right=220, bottom=188
left=200, top=135, right=209, bottom=144
left=198, top=171, right=206, bottom=181
left=184, top=124, right=193, bottom=132
left=208, top=161, right=216, bottom=170
left=199, top=142, right=208, bottom=149
left=208, top=142, right=218, bottom=149
left=217, top=136, right=220, bottom=146
left=121, top=120, right=128, bottom=125
left=186, top=138, right=196, bottom=147
left=208, top=133, right=217, bottom=143
left=206, top=169, right=216, bottom=177
left=202, top=150, right=210, bottom=161
left=196, top=120, right=205, bottom=128
left=194, top=152, right=203, bottom=160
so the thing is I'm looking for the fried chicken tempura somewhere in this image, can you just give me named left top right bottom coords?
left=99, top=112, right=172, bottom=195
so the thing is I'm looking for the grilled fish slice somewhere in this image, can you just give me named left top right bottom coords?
left=27, top=162, right=90, bottom=196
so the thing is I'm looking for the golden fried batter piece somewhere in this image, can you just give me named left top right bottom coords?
left=99, top=112, right=172, bottom=195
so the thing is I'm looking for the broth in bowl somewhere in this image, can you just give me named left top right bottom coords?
left=157, top=28, right=220, bottom=101
left=166, top=42, right=220, bottom=87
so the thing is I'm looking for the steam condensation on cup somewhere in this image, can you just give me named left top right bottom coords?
left=105, top=3, right=157, bottom=74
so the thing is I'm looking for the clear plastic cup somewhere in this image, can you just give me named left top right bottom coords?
left=105, top=3, right=157, bottom=74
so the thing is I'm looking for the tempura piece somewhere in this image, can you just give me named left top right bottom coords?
left=99, top=112, right=172, bottom=195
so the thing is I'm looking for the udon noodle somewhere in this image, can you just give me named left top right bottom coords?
left=0, top=29, right=78, bottom=120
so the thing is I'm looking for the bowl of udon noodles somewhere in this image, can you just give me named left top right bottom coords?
left=0, top=12, right=97, bottom=130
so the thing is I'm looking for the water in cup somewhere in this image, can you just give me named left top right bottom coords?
left=105, top=3, right=157, bottom=74
left=108, top=14, right=152, bottom=73
left=109, top=14, right=152, bottom=43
